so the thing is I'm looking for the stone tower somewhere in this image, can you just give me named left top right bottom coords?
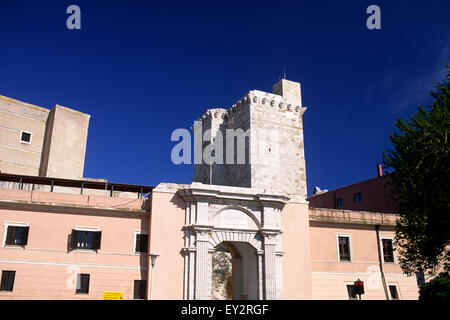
left=193, top=79, right=307, bottom=198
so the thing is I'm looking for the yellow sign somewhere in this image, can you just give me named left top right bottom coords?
left=103, top=291, right=123, bottom=300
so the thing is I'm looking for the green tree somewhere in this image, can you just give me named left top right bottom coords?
left=211, top=244, right=232, bottom=299
left=419, top=272, right=450, bottom=300
left=383, top=65, right=450, bottom=275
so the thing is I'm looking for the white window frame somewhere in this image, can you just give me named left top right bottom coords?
left=133, top=230, right=149, bottom=255
left=387, top=283, right=401, bottom=300
left=2, top=222, right=29, bottom=248
left=336, top=233, right=353, bottom=262
left=380, top=236, right=396, bottom=264
left=19, top=130, right=32, bottom=144
left=73, top=226, right=100, bottom=252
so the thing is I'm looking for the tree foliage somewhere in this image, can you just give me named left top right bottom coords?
left=211, top=244, right=232, bottom=299
left=383, top=65, right=450, bottom=275
left=419, top=272, right=450, bottom=300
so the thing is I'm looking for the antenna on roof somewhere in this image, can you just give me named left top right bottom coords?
left=283, top=66, right=286, bottom=79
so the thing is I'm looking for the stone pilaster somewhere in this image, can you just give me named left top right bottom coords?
left=262, top=229, right=279, bottom=300
left=194, top=225, right=213, bottom=300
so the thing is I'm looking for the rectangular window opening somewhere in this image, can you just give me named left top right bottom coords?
left=76, top=274, right=90, bottom=294
left=338, top=236, right=351, bottom=261
left=382, top=239, right=394, bottom=263
left=336, top=198, right=343, bottom=208
left=346, top=285, right=357, bottom=300
left=20, top=131, right=32, bottom=144
left=0, top=270, right=16, bottom=292
left=135, top=233, right=148, bottom=253
left=389, top=285, right=399, bottom=300
left=70, top=230, right=101, bottom=250
left=5, top=226, right=29, bottom=246
left=134, top=280, right=147, bottom=300
left=354, top=192, right=362, bottom=203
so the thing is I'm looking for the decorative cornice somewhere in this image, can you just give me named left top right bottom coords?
left=194, top=89, right=308, bottom=123
left=178, top=183, right=290, bottom=205
left=193, top=224, right=214, bottom=234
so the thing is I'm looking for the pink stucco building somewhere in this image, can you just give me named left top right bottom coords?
left=0, top=80, right=421, bottom=300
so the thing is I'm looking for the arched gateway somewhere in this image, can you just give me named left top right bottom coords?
left=179, top=183, right=289, bottom=300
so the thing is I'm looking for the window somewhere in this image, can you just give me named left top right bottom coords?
left=389, top=285, right=399, bottom=300
left=354, top=192, right=362, bottom=203
left=135, top=233, right=148, bottom=253
left=338, top=236, right=351, bottom=261
left=0, top=270, right=16, bottom=292
left=134, top=280, right=147, bottom=300
left=346, top=285, right=358, bottom=300
left=76, top=274, right=90, bottom=294
left=70, top=229, right=101, bottom=250
left=382, top=238, right=394, bottom=263
left=5, top=225, right=29, bottom=246
left=20, top=131, right=32, bottom=144
left=336, top=198, right=343, bottom=208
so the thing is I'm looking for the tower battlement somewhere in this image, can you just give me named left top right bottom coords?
left=193, top=79, right=308, bottom=198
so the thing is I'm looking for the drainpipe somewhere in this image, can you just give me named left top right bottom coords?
left=375, top=224, right=390, bottom=300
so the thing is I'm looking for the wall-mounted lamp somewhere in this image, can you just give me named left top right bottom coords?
left=149, top=254, right=159, bottom=300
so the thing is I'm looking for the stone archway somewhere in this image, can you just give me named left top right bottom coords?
left=211, top=241, right=259, bottom=300
left=179, top=183, right=289, bottom=300
left=209, top=230, right=262, bottom=300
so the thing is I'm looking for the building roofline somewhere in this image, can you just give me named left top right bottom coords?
left=0, top=172, right=154, bottom=194
left=306, top=173, right=392, bottom=200
left=0, top=94, right=50, bottom=113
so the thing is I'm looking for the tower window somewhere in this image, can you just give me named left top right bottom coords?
left=20, top=131, right=32, bottom=144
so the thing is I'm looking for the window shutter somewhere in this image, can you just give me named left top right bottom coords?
left=82, top=274, right=90, bottom=294
left=134, top=280, right=140, bottom=299
left=70, top=230, right=78, bottom=250
left=22, top=227, right=30, bottom=246
left=135, top=234, right=141, bottom=253
left=93, top=231, right=102, bottom=250
left=5, top=226, right=16, bottom=245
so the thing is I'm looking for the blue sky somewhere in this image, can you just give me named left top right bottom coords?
left=1, top=0, right=449, bottom=195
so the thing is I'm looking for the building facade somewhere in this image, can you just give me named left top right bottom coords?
left=0, top=80, right=420, bottom=300
left=0, top=95, right=90, bottom=179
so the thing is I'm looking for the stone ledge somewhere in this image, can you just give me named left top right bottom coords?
left=309, top=207, right=397, bottom=226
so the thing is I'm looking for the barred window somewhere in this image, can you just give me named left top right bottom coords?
left=0, top=271, right=16, bottom=292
